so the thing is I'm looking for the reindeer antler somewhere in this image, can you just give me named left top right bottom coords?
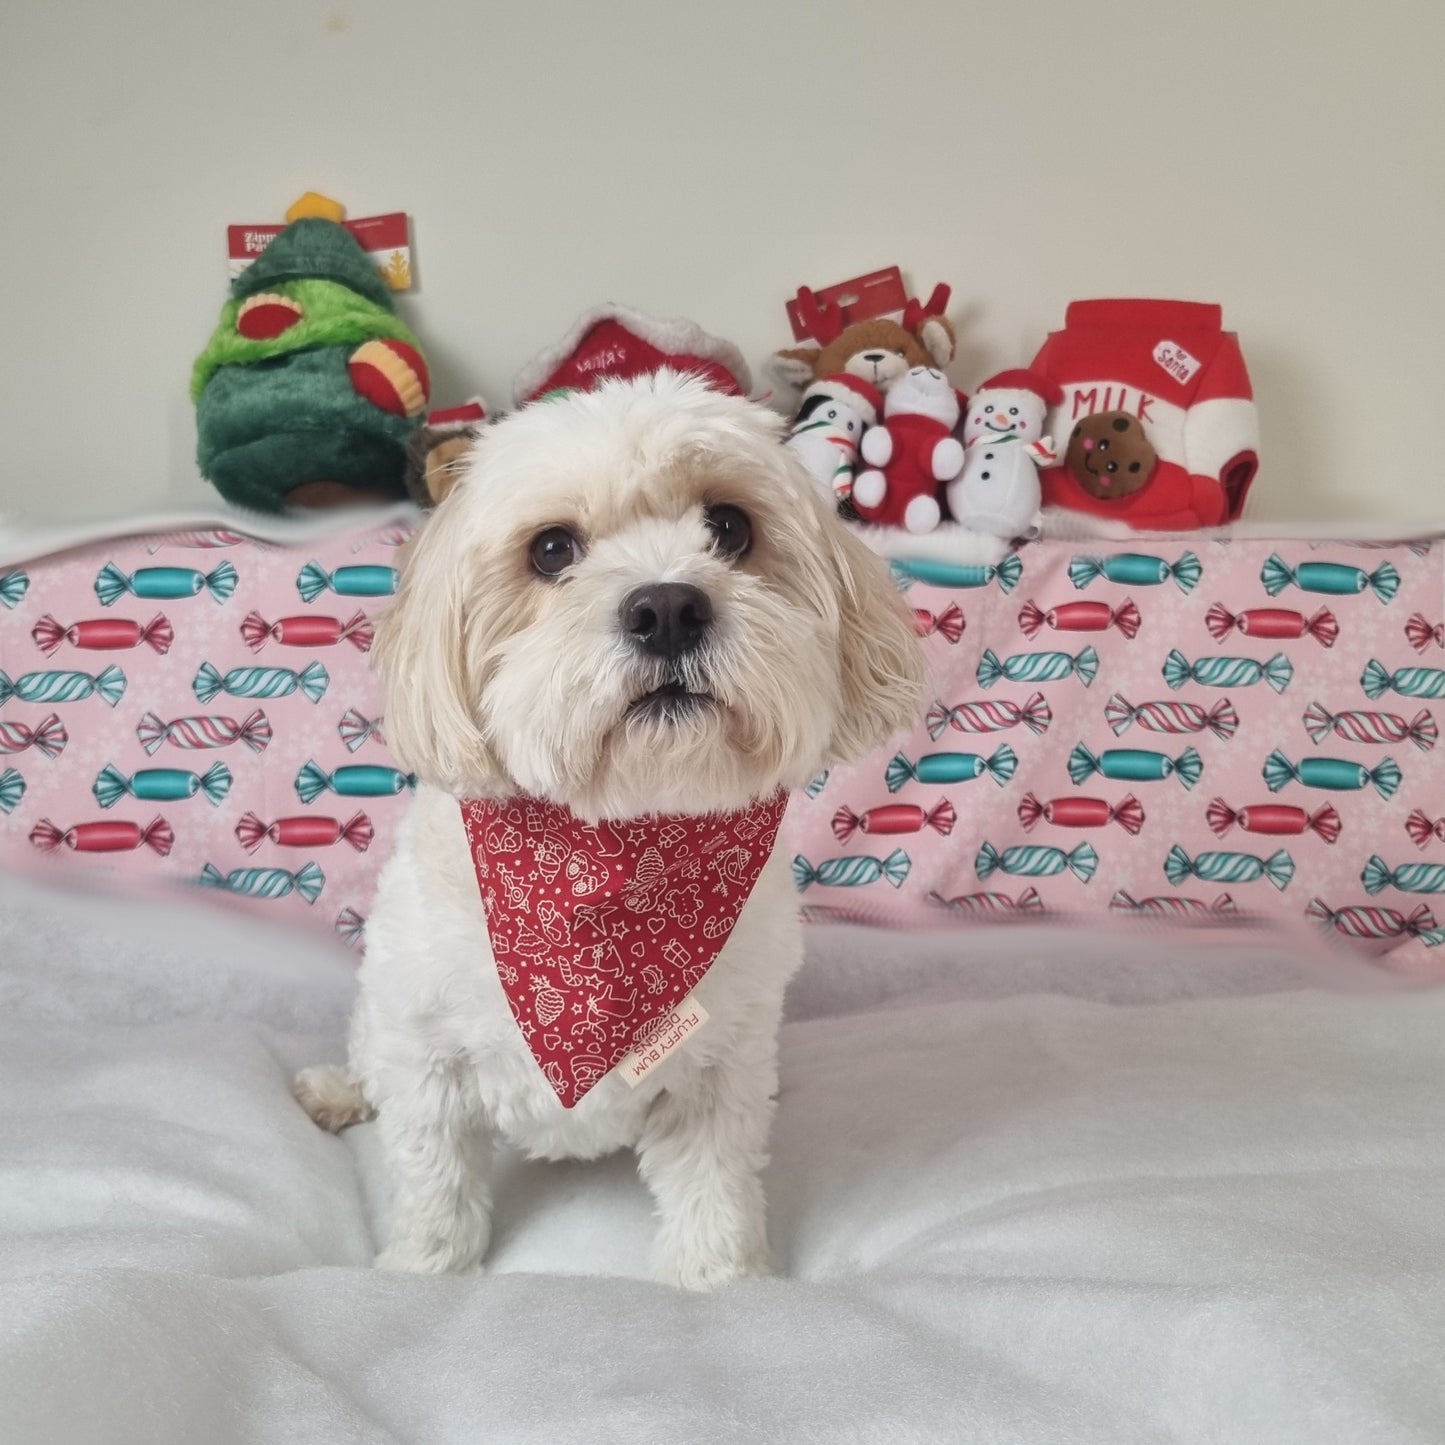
left=793, top=286, right=845, bottom=346
left=903, top=283, right=952, bottom=333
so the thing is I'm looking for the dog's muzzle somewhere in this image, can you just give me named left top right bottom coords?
left=619, top=583, right=713, bottom=661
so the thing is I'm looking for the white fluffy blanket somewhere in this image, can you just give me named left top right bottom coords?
left=1, top=870, right=1442, bottom=1444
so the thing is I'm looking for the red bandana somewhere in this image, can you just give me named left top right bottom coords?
left=460, top=791, right=788, bottom=1108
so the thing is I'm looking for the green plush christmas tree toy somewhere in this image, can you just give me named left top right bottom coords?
left=191, top=202, right=429, bottom=511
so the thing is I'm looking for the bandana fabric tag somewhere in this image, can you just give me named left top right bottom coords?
left=459, top=792, right=787, bottom=1109
left=615, top=992, right=711, bottom=1088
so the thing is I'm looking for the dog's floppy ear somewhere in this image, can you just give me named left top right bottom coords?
left=819, top=517, right=927, bottom=764
left=372, top=486, right=505, bottom=795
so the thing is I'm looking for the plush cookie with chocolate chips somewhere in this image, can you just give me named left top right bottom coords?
left=1066, top=411, right=1157, bottom=500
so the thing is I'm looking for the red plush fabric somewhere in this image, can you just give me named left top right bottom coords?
left=1031, top=299, right=1258, bottom=530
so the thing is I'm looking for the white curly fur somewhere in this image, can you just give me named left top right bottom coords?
left=295, top=373, right=923, bottom=1289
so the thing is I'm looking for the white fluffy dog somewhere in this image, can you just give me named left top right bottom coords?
left=295, top=372, right=923, bottom=1289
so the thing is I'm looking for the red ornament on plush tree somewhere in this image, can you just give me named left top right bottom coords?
left=348, top=339, right=431, bottom=418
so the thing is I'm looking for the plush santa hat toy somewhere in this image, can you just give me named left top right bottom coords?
left=786, top=373, right=883, bottom=504
left=513, top=303, right=751, bottom=406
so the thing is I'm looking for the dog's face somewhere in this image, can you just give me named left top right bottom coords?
left=374, top=372, right=924, bottom=820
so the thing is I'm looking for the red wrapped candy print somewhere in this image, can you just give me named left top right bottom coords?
left=32, top=614, right=173, bottom=656
left=1205, top=603, right=1337, bottom=648
left=1206, top=798, right=1342, bottom=844
left=1017, top=793, right=1144, bottom=835
left=29, top=816, right=174, bottom=856
left=234, top=811, right=374, bottom=854
left=912, top=604, right=965, bottom=643
left=1018, top=598, right=1140, bottom=640
left=831, top=800, right=956, bottom=844
left=241, top=611, right=373, bottom=653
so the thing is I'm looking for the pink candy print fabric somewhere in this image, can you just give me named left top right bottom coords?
left=2, top=519, right=1443, bottom=970
left=785, top=534, right=1445, bottom=971
left=0, top=520, right=413, bottom=951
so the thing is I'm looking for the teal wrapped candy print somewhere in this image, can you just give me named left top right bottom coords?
left=198, top=861, right=325, bottom=903
left=1360, top=660, right=1445, bottom=700
left=93, top=763, right=232, bottom=809
left=95, top=560, right=237, bottom=606
left=0, top=666, right=126, bottom=708
left=0, top=768, right=24, bottom=814
left=1260, top=554, right=1399, bottom=603
left=1163, top=650, right=1293, bottom=694
left=885, top=745, right=1016, bottom=792
left=1068, top=551, right=1200, bottom=593
left=1262, top=750, right=1401, bottom=799
left=193, top=662, right=329, bottom=704
left=297, top=561, right=399, bottom=602
left=295, top=760, right=417, bottom=803
left=978, top=647, right=1098, bottom=689
left=1068, top=743, right=1202, bottom=789
left=792, top=850, right=911, bottom=890
left=1164, top=845, right=1294, bottom=891
left=890, top=554, right=1022, bottom=592
left=0, top=570, right=29, bottom=608
left=976, top=841, right=1098, bottom=882
left=1361, top=856, right=1445, bottom=896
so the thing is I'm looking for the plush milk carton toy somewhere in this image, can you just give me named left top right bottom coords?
left=946, top=369, right=1062, bottom=538
left=1030, top=299, right=1259, bottom=529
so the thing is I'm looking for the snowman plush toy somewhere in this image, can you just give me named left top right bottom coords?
left=946, top=369, right=1063, bottom=538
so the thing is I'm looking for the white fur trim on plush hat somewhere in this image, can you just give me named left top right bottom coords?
left=512, top=303, right=752, bottom=408
left=803, top=372, right=883, bottom=423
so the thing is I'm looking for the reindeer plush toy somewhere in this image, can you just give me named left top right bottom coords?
left=771, top=284, right=957, bottom=397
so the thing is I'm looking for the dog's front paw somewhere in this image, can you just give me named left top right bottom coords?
left=375, top=1213, right=490, bottom=1275
left=654, top=1244, right=773, bottom=1292
left=375, top=1237, right=485, bottom=1275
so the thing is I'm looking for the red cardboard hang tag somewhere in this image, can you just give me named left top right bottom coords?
left=785, top=266, right=909, bottom=342
left=226, top=212, right=414, bottom=291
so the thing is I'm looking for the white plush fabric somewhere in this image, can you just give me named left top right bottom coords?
left=2, top=869, right=1443, bottom=1443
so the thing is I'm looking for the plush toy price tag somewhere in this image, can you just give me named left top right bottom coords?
left=228, top=205, right=414, bottom=291
left=785, top=266, right=910, bottom=341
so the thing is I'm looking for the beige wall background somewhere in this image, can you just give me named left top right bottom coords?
left=2, top=0, right=1442, bottom=526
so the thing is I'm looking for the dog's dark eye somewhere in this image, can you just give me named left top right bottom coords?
left=705, top=504, right=752, bottom=558
left=530, top=526, right=580, bottom=578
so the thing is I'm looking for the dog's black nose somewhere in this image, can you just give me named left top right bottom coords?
left=620, top=583, right=713, bottom=659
